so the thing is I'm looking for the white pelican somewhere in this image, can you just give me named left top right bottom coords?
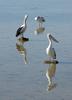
left=16, top=14, right=28, bottom=37
left=46, top=33, right=59, bottom=60
left=35, top=16, right=45, bottom=28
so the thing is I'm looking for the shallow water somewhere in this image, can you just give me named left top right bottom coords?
left=0, top=0, right=72, bottom=100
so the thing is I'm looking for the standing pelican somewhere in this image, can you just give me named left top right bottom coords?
left=46, top=33, right=59, bottom=60
left=16, top=14, right=28, bottom=37
left=35, top=16, right=45, bottom=28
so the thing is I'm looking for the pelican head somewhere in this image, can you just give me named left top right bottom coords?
left=35, top=17, right=37, bottom=21
left=22, top=14, right=28, bottom=26
left=35, top=16, right=45, bottom=22
left=24, top=14, right=28, bottom=20
left=35, top=16, right=40, bottom=21
left=47, top=33, right=59, bottom=43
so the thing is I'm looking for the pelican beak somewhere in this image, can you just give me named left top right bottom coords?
left=51, top=35, right=59, bottom=43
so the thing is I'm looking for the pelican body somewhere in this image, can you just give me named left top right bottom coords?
left=46, top=34, right=59, bottom=60
left=35, top=16, right=45, bottom=27
left=16, top=15, right=28, bottom=37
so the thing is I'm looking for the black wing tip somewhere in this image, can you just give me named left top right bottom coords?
left=16, top=31, right=21, bottom=37
left=16, top=34, right=18, bottom=37
left=16, top=33, right=19, bottom=37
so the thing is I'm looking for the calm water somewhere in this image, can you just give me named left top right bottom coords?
left=0, top=0, right=72, bottom=100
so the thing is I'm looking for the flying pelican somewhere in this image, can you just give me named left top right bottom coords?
left=35, top=16, right=45, bottom=28
left=46, top=33, right=59, bottom=61
left=16, top=14, right=28, bottom=37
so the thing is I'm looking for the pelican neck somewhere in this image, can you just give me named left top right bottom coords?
left=48, top=38, right=52, bottom=47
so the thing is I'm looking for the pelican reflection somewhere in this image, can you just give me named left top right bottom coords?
left=34, top=27, right=45, bottom=35
left=16, top=37, right=29, bottom=64
left=46, top=63, right=57, bottom=91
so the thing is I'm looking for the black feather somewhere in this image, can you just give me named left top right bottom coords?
left=52, top=48, right=56, bottom=59
left=16, top=27, right=23, bottom=37
left=41, top=17, right=45, bottom=22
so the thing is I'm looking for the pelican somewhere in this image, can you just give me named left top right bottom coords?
left=16, top=14, right=28, bottom=37
left=35, top=16, right=45, bottom=28
left=46, top=33, right=59, bottom=60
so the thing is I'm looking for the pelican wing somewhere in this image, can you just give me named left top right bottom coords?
left=52, top=48, right=56, bottom=59
left=16, top=27, right=23, bottom=37
left=41, top=17, right=45, bottom=22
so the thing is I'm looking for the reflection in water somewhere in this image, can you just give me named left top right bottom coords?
left=34, top=27, right=45, bottom=35
left=18, top=37, right=29, bottom=43
left=44, top=60, right=59, bottom=64
left=16, top=37, right=29, bottom=64
left=44, top=33, right=59, bottom=91
left=46, top=62, right=57, bottom=91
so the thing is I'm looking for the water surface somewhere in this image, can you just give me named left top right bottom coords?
left=0, top=0, right=72, bottom=100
